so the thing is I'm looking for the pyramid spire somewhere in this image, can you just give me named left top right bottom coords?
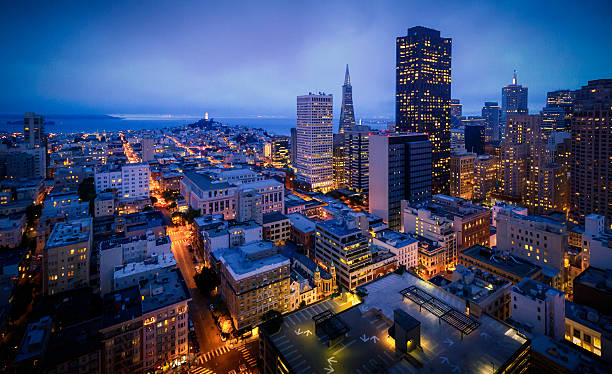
left=344, top=64, right=351, bottom=86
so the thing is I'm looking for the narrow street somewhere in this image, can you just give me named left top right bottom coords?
left=168, top=226, right=223, bottom=354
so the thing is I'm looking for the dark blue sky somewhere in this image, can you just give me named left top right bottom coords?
left=1, top=0, right=610, bottom=118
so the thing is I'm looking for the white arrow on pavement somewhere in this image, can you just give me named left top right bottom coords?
left=323, top=365, right=335, bottom=373
left=294, top=328, right=302, bottom=335
left=304, top=329, right=312, bottom=336
left=444, top=338, right=454, bottom=346
left=360, top=334, right=369, bottom=342
left=451, top=364, right=461, bottom=373
left=328, top=357, right=337, bottom=365
left=440, top=356, right=450, bottom=365
left=370, top=336, right=380, bottom=343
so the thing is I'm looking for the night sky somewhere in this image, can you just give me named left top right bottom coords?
left=1, top=0, right=610, bottom=118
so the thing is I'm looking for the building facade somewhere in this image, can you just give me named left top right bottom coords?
left=344, top=126, right=370, bottom=193
left=501, top=71, right=528, bottom=136
left=570, top=79, right=612, bottom=223
left=396, top=26, right=451, bottom=195
left=450, top=151, right=476, bottom=200
left=296, top=93, right=334, bottom=191
left=369, top=133, right=432, bottom=230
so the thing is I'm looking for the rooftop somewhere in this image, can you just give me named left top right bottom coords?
left=184, top=171, right=232, bottom=191
left=287, top=212, right=316, bottom=233
left=431, top=264, right=511, bottom=304
left=512, top=278, right=564, bottom=301
left=102, top=286, right=142, bottom=328
left=264, top=272, right=529, bottom=374
left=316, top=218, right=364, bottom=238
left=263, top=211, right=288, bottom=224
left=140, top=269, right=191, bottom=313
left=460, top=245, right=542, bottom=279
left=565, top=301, right=612, bottom=340
left=218, top=242, right=289, bottom=281
left=113, top=253, right=176, bottom=280
left=237, top=178, right=283, bottom=190
left=45, top=217, right=92, bottom=249
left=375, top=229, right=418, bottom=248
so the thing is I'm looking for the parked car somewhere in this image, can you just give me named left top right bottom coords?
left=239, top=364, right=248, bottom=372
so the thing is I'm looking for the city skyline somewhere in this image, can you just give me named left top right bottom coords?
left=1, top=1, right=611, bottom=118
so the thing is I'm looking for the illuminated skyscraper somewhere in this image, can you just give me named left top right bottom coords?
left=296, top=93, right=333, bottom=191
left=339, top=64, right=355, bottom=133
left=547, top=90, right=575, bottom=131
left=332, top=133, right=346, bottom=189
left=450, top=151, right=476, bottom=200
left=501, top=114, right=538, bottom=199
left=570, top=79, right=612, bottom=223
left=501, top=71, right=528, bottom=137
left=482, top=102, right=501, bottom=141
left=540, top=106, right=566, bottom=139
left=396, top=26, right=452, bottom=195
left=345, top=125, right=370, bottom=193
left=473, top=155, right=496, bottom=202
left=451, top=99, right=462, bottom=126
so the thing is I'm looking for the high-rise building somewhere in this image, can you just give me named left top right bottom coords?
left=290, top=127, right=297, bottom=166
left=482, top=101, right=501, bottom=141
left=271, top=136, right=290, bottom=168
left=501, top=114, right=539, bottom=199
left=547, top=89, right=575, bottom=131
left=141, top=136, right=154, bottom=162
left=396, top=26, right=452, bottom=195
left=24, top=112, right=45, bottom=147
left=540, top=106, right=566, bottom=139
left=344, top=126, right=370, bottom=193
left=369, top=133, right=432, bottom=230
left=464, top=122, right=485, bottom=155
left=296, top=93, right=333, bottom=192
left=339, top=64, right=355, bottom=133
left=332, top=133, right=346, bottom=189
left=450, top=98, right=462, bottom=126
left=450, top=151, right=476, bottom=200
left=473, top=155, right=496, bottom=202
left=570, top=79, right=612, bottom=223
left=501, top=71, right=528, bottom=137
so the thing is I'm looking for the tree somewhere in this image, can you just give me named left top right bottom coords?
left=193, top=267, right=220, bottom=298
left=78, top=177, right=97, bottom=213
left=150, top=196, right=158, bottom=205
left=25, top=204, right=42, bottom=227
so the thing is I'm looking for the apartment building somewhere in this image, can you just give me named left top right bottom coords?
left=95, top=163, right=150, bottom=199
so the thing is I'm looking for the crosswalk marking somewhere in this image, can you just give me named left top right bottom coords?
left=190, top=367, right=213, bottom=374
left=202, top=345, right=231, bottom=362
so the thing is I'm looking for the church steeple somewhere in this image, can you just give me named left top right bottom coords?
left=344, top=64, right=351, bottom=86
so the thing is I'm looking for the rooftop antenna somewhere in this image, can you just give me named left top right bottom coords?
left=513, top=69, right=517, bottom=85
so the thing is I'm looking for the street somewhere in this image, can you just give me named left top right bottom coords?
left=168, top=223, right=260, bottom=374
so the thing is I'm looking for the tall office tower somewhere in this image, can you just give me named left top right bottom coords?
left=464, top=122, right=485, bottom=154
left=547, top=90, right=575, bottom=131
left=296, top=93, right=333, bottom=192
left=290, top=127, right=297, bottom=166
left=501, top=114, right=539, bottom=199
left=396, top=26, right=452, bottom=195
left=482, top=102, right=501, bottom=141
left=339, top=64, right=355, bottom=133
left=345, top=125, right=370, bottom=193
left=450, top=151, right=476, bottom=200
left=570, top=79, right=612, bottom=223
left=501, top=71, right=528, bottom=137
left=369, top=133, right=432, bottom=230
left=450, top=127, right=465, bottom=152
left=24, top=112, right=45, bottom=147
left=141, top=136, right=154, bottom=162
left=332, top=133, right=346, bottom=189
left=271, top=136, right=290, bottom=168
left=540, top=107, right=566, bottom=139
left=451, top=99, right=462, bottom=126
left=473, top=155, right=496, bottom=202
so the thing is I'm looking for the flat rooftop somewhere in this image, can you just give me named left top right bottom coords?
left=263, top=211, right=288, bottom=224
left=140, top=269, right=191, bottom=313
left=460, top=245, right=542, bottom=279
left=513, top=278, right=564, bottom=301
left=45, top=218, right=92, bottom=249
left=264, top=272, right=528, bottom=373
left=376, top=229, right=418, bottom=248
left=218, top=243, right=289, bottom=281
left=287, top=213, right=316, bottom=233
left=238, top=178, right=283, bottom=190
